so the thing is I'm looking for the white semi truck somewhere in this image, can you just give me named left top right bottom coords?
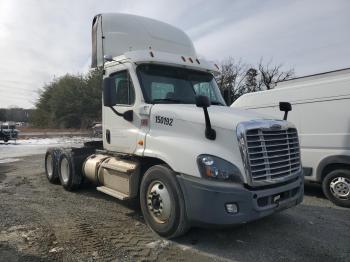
left=45, top=13, right=304, bottom=238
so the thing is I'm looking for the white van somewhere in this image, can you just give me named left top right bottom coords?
left=232, top=68, right=350, bottom=207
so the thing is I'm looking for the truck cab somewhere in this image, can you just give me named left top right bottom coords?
left=45, top=13, right=304, bottom=238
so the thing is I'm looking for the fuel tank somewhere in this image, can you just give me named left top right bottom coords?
left=83, top=154, right=140, bottom=199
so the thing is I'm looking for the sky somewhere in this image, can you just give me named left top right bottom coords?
left=0, top=0, right=349, bottom=108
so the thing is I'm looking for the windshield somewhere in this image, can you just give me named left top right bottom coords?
left=137, top=64, right=226, bottom=105
left=1, top=124, right=15, bottom=129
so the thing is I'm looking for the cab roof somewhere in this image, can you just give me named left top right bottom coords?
left=92, top=13, right=197, bottom=68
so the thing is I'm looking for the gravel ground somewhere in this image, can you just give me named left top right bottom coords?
left=0, top=154, right=349, bottom=262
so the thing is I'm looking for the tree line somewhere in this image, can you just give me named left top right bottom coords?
left=30, top=68, right=103, bottom=128
left=0, top=108, right=34, bottom=123
left=29, top=58, right=294, bottom=128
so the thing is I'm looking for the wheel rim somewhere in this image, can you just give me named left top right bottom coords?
left=146, top=181, right=171, bottom=224
left=330, top=176, right=350, bottom=200
left=60, top=157, right=70, bottom=184
left=46, top=154, right=53, bottom=179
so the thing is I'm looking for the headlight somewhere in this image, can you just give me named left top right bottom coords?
left=197, top=154, right=243, bottom=183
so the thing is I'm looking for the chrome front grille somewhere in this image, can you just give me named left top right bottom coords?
left=237, top=120, right=301, bottom=186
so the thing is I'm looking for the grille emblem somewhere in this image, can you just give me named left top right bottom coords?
left=270, top=124, right=282, bottom=130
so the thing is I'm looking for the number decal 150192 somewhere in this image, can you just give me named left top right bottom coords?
left=155, top=116, right=173, bottom=126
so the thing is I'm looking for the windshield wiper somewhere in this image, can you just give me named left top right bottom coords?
left=210, top=101, right=225, bottom=106
left=152, top=98, right=182, bottom=104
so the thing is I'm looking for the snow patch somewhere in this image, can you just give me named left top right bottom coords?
left=0, top=137, right=100, bottom=159
left=146, top=240, right=170, bottom=249
left=0, top=158, right=21, bottom=164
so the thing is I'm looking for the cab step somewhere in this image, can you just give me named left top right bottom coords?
left=96, top=186, right=129, bottom=200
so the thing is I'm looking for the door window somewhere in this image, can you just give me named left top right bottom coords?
left=112, top=71, right=135, bottom=105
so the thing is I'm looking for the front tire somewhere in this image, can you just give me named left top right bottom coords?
left=322, top=169, right=350, bottom=208
left=140, top=165, right=189, bottom=239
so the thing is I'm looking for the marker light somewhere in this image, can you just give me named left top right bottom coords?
left=141, top=119, right=149, bottom=127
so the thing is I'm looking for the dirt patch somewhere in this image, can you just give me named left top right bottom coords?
left=0, top=173, right=6, bottom=183
left=0, top=164, right=15, bottom=177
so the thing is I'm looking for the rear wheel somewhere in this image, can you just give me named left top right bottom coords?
left=140, top=165, right=189, bottom=238
left=58, top=150, right=83, bottom=191
left=45, top=149, right=60, bottom=184
left=322, top=169, right=350, bottom=208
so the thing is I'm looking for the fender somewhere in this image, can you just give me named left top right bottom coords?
left=316, top=155, right=350, bottom=181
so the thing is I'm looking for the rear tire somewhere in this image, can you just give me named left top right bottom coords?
left=322, top=169, right=350, bottom=208
left=44, top=149, right=60, bottom=184
left=58, top=150, right=83, bottom=191
left=140, top=165, right=189, bottom=239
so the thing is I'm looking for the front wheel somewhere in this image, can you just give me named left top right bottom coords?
left=322, top=169, right=350, bottom=208
left=140, top=165, right=189, bottom=238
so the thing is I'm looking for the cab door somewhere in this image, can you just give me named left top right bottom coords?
left=103, top=69, right=140, bottom=154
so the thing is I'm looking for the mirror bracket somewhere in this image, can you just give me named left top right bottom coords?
left=196, top=95, right=216, bottom=140
left=203, top=107, right=216, bottom=140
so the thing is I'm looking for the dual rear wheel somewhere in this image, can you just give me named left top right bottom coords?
left=44, top=149, right=59, bottom=183
left=44, top=148, right=83, bottom=191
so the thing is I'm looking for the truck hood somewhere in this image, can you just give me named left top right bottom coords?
left=151, top=104, right=274, bottom=130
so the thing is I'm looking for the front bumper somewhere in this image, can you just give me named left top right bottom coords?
left=177, top=170, right=303, bottom=226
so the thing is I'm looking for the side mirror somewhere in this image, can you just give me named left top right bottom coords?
left=195, top=95, right=211, bottom=108
left=279, top=102, right=292, bottom=120
left=103, top=77, right=133, bottom=122
left=103, top=77, right=117, bottom=107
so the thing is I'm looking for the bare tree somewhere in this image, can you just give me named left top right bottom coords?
left=258, top=58, right=294, bottom=90
left=216, top=57, right=295, bottom=104
left=243, top=68, right=258, bottom=93
left=216, top=57, right=248, bottom=104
